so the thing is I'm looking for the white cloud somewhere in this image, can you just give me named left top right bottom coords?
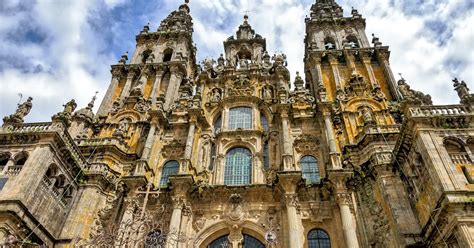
left=0, top=0, right=472, bottom=124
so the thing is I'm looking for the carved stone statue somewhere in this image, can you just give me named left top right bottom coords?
left=210, top=88, right=221, bottom=102
left=263, top=86, right=273, bottom=99
left=3, top=96, right=33, bottom=124
left=453, top=78, right=471, bottom=101
left=360, top=106, right=376, bottom=125
left=130, top=79, right=145, bottom=97
left=397, top=78, right=432, bottom=105
left=63, top=99, right=77, bottom=115
left=51, top=99, right=77, bottom=127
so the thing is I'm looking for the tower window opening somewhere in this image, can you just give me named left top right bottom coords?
left=346, top=35, right=359, bottom=48
left=0, top=154, right=9, bottom=167
left=142, top=49, right=152, bottom=63
left=14, top=153, right=28, bottom=166
left=324, top=37, right=336, bottom=50
left=163, top=48, right=173, bottom=62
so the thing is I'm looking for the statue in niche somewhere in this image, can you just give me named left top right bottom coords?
left=210, top=88, right=222, bottom=102
left=216, top=54, right=225, bottom=72
left=130, top=79, right=144, bottom=96
left=360, top=106, right=376, bottom=125
left=3, top=96, right=33, bottom=124
left=113, top=118, right=130, bottom=140
left=238, top=54, right=249, bottom=69
left=263, top=86, right=273, bottom=99
left=453, top=78, right=470, bottom=100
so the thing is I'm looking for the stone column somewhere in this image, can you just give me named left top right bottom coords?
left=164, top=66, right=183, bottom=110
left=97, top=67, right=123, bottom=116
left=167, top=176, right=193, bottom=248
left=141, top=123, right=157, bottom=161
left=120, top=69, right=137, bottom=99
left=457, top=223, right=474, bottom=247
left=323, top=111, right=341, bottom=169
left=328, top=54, right=342, bottom=88
left=281, top=111, right=293, bottom=170
left=377, top=50, right=402, bottom=101
left=330, top=171, right=360, bottom=248
left=360, top=52, right=377, bottom=86
left=167, top=197, right=183, bottom=248
left=337, top=192, right=360, bottom=248
left=278, top=173, right=303, bottom=248
left=150, top=69, right=164, bottom=105
left=182, top=119, right=196, bottom=173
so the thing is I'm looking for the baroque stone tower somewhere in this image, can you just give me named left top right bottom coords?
left=0, top=0, right=473, bottom=247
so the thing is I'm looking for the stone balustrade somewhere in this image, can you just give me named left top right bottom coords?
left=449, top=152, right=472, bottom=165
left=408, top=105, right=470, bottom=117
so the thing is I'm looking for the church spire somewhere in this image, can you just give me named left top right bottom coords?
left=310, top=0, right=343, bottom=20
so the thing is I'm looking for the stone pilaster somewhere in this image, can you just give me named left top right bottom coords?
left=97, top=67, right=123, bottom=116
left=360, top=51, right=377, bottom=86
left=323, top=110, right=341, bottom=169
left=120, top=69, right=137, bottom=99
left=329, top=170, right=360, bottom=248
left=167, top=175, right=193, bottom=248
left=376, top=50, right=402, bottom=101
left=278, top=172, right=303, bottom=248
left=281, top=110, right=293, bottom=171
left=328, top=53, right=342, bottom=89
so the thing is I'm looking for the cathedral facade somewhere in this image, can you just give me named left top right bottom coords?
left=0, top=0, right=473, bottom=247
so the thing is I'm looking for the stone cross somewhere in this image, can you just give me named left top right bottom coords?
left=135, top=183, right=161, bottom=217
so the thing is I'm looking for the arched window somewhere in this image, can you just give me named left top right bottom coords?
left=207, top=234, right=264, bottom=248
left=300, top=156, right=320, bottom=184
left=324, top=37, right=336, bottom=50
left=346, top=35, right=359, bottom=48
left=308, top=229, right=331, bottom=248
left=261, top=114, right=268, bottom=132
left=229, top=107, right=252, bottom=130
left=224, top=147, right=252, bottom=185
left=0, top=153, right=9, bottom=167
left=263, top=141, right=270, bottom=170
left=208, top=235, right=230, bottom=248
left=141, top=49, right=152, bottom=63
left=145, top=229, right=166, bottom=247
left=159, top=160, right=179, bottom=187
left=163, top=48, right=173, bottom=62
left=214, top=115, right=222, bottom=134
left=242, top=234, right=265, bottom=248
left=14, top=153, right=28, bottom=166
left=444, top=138, right=470, bottom=164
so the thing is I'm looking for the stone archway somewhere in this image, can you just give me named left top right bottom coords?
left=195, top=221, right=267, bottom=248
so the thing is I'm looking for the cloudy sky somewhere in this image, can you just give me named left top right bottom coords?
left=0, top=0, right=473, bottom=123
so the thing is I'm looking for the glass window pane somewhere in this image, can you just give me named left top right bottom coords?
left=308, top=229, right=331, bottom=248
left=224, top=147, right=252, bottom=185
left=159, top=160, right=179, bottom=187
left=263, top=142, right=269, bottom=170
left=301, top=156, right=320, bottom=184
left=243, top=234, right=265, bottom=248
left=229, top=107, right=252, bottom=129
left=261, top=114, right=268, bottom=132
left=208, top=235, right=230, bottom=248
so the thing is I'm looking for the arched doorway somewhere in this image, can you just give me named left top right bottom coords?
left=207, top=234, right=265, bottom=248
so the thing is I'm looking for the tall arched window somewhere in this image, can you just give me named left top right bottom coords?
left=261, top=114, right=268, bottom=132
left=300, top=156, right=320, bottom=184
left=159, top=70, right=171, bottom=95
left=229, top=107, right=252, bottom=129
left=308, top=229, right=331, bottom=248
left=14, top=152, right=28, bottom=166
left=163, top=48, right=173, bottom=62
left=224, top=147, right=252, bottom=185
left=208, top=235, right=229, bottom=248
left=207, top=234, right=264, bottom=248
left=263, top=141, right=270, bottom=170
left=214, top=115, right=222, bottom=134
left=160, top=160, right=179, bottom=187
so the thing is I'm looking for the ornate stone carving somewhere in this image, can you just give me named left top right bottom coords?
left=293, top=135, right=320, bottom=153
left=3, top=97, right=33, bottom=125
left=52, top=99, right=78, bottom=127
left=453, top=78, right=474, bottom=104
left=397, top=78, right=432, bottom=105
left=228, top=75, right=253, bottom=96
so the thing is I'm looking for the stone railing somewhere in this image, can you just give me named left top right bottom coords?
left=449, top=152, right=472, bottom=165
left=78, top=137, right=130, bottom=153
left=5, top=166, right=22, bottom=176
left=39, top=175, right=67, bottom=209
left=82, top=162, right=119, bottom=179
left=1, top=122, right=87, bottom=168
left=408, top=105, right=470, bottom=117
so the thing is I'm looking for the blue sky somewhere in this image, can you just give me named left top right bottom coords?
left=0, top=0, right=473, bottom=123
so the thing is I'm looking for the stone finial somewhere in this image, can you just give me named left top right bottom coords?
left=294, top=71, right=305, bottom=90
left=2, top=96, right=33, bottom=125
left=118, top=51, right=128, bottom=64
left=372, top=33, right=382, bottom=47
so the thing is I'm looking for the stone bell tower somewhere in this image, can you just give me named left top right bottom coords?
left=305, top=0, right=429, bottom=246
